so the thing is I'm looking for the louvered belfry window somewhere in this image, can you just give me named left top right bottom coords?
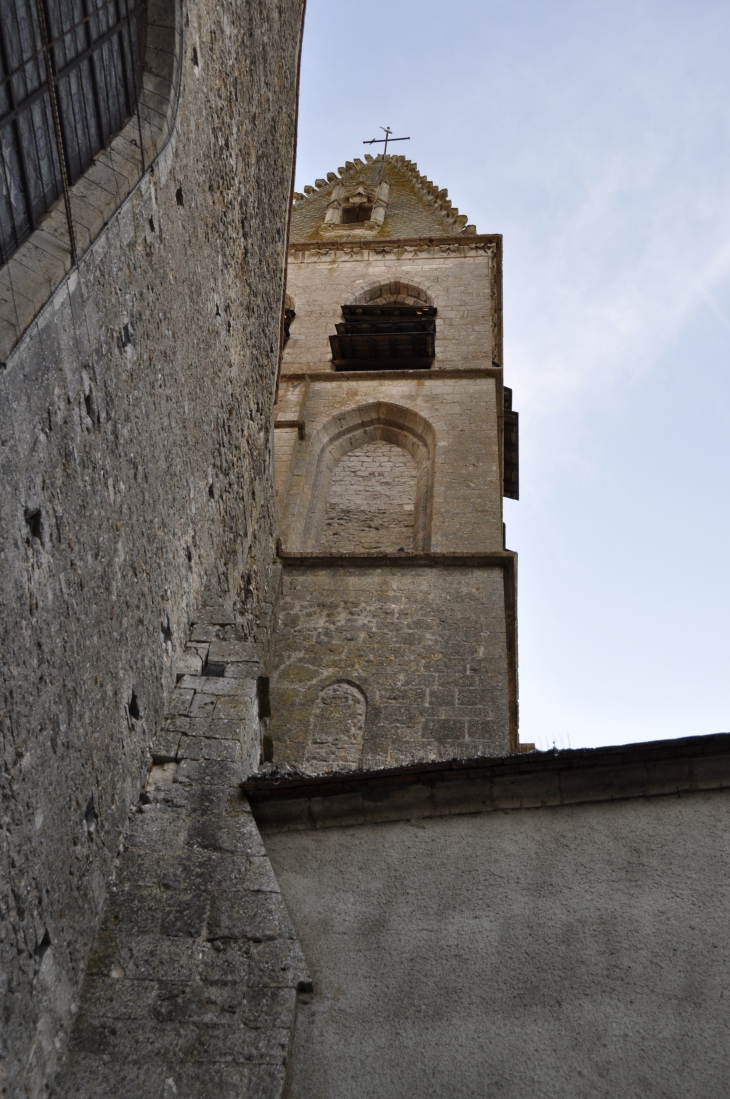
left=0, top=0, right=145, bottom=265
left=330, top=304, right=437, bottom=371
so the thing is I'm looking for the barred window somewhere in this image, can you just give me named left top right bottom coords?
left=0, top=0, right=145, bottom=265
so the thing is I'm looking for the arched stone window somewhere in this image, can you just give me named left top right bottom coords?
left=0, top=0, right=146, bottom=263
left=320, top=439, right=418, bottom=553
left=330, top=281, right=437, bottom=371
left=305, top=680, right=366, bottom=772
left=296, top=401, right=436, bottom=553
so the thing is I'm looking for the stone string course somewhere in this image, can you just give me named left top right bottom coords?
left=53, top=595, right=309, bottom=1099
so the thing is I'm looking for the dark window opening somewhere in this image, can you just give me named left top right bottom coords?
left=257, top=676, right=271, bottom=719
left=0, top=0, right=147, bottom=265
left=330, top=303, right=437, bottom=371
left=283, top=306, right=295, bottom=342
left=24, top=505, right=42, bottom=540
left=503, top=386, right=519, bottom=500
left=341, top=204, right=372, bottom=224
left=128, top=689, right=140, bottom=721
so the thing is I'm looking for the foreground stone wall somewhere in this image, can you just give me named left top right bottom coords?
left=253, top=739, right=730, bottom=1099
left=53, top=596, right=310, bottom=1099
left=0, top=0, right=304, bottom=1092
left=270, top=562, right=512, bottom=769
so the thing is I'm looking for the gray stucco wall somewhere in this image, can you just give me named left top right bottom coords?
left=0, top=0, right=304, bottom=1091
left=262, top=790, right=730, bottom=1099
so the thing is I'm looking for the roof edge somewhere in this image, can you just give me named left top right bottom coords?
left=245, top=733, right=730, bottom=830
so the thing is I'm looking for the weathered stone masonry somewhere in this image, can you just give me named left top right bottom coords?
left=0, top=0, right=306, bottom=1094
left=271, top=557, right=513, bottom=769
left=53, top=593, right=310, bottom=1099
left=271, top=159, right=519, bottom=768
left=320, top=440, right=418, bottom=553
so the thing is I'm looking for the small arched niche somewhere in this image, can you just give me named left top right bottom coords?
left=302, top=402, right=435, bottom=552
left=305, top=681, right=367, bottom=772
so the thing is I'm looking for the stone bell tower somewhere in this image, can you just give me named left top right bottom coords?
left=269, top=152, right=522, bottom=770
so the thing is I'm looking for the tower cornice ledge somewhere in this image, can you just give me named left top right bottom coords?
left=288, top=234, right=501, bottom=258
left=282, top=366, right=503, bottom=381
left=275, top=547, right=516, bottom=569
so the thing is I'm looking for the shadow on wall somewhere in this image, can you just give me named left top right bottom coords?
left=345, top=279, right=435, bottom=307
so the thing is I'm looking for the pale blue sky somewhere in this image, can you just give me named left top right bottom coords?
left=293, top=0, right=730, bottom=749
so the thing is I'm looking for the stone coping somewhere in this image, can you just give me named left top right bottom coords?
left=244, top=733, right=730, bottom=831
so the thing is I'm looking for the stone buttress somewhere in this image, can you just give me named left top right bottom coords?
left=52, top=592, right=310, bottom=1099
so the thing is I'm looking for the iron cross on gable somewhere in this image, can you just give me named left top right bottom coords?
left=363, top=126, right=410, bottom=159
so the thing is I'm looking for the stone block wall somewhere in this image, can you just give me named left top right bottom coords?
left=252, top=742, right=730, bottom=1099
left=0, top=0, right=304, bottom=1092
left=320, top=441, right=418, bottom=553
left=52, top=596, right=310, bottom=1099
left=269, top=563, right=512, bottom=770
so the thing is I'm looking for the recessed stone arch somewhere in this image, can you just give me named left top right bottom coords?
left=301, top=402, right=436, bottom=552
left=305, top=680, right=367, bottom=772
left=345, top=279, right=435, bottom=308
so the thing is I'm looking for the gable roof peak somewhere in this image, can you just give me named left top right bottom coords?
left=291, top=154, right=476, bottom=239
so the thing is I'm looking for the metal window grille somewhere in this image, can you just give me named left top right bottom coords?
left=0, top=0, right=145, bottom=266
